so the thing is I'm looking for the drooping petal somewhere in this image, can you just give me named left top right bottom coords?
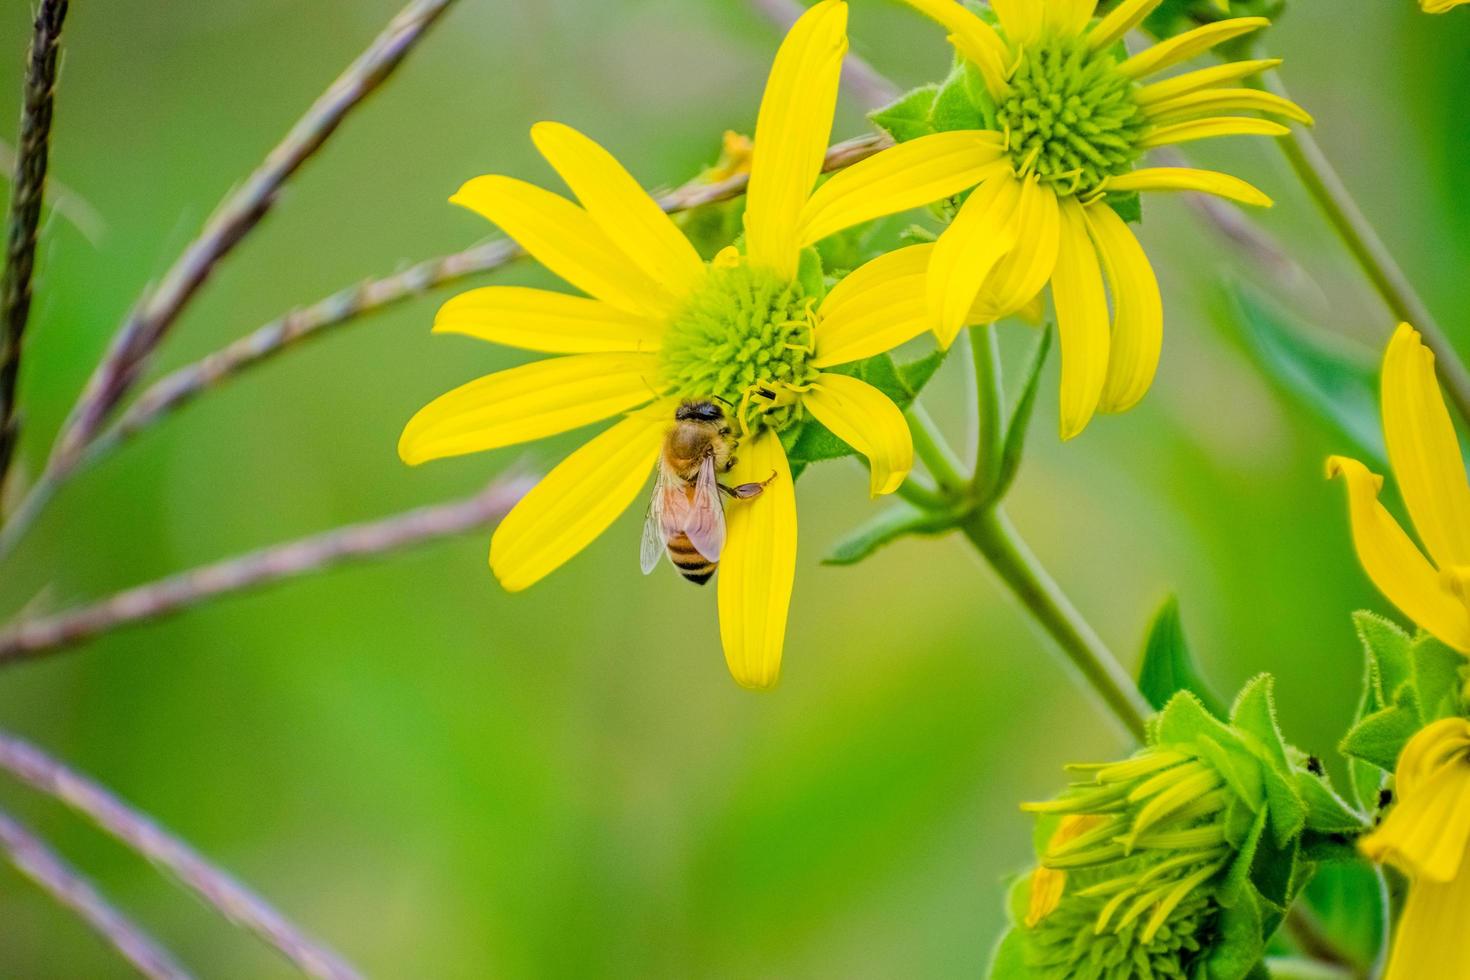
left=797, top=131, right=1007, bottom=248
left=1088, top=0, right=1166, bottom=51
left=1104, top=168, right=1272, bottom=207
left=1139, top=116, right=1289, bottom=149
left=1086, top=202, right=1162, bottom=414
left=927, top=167, right=1023, bottom=347
left=744, top=0, right=848, bottom=280
left=813, top=244, right=932, bottom=368
left=1361, top=719, right=1470, bottom=880
left=803, top=373, right=914, bottom=496
left=489, top=404, right=673, bottom=591
left=434, top=287, right=664, bottom=354
left=1382, top=323, right=1470, bottom=568
left=1051, top=198, right=1111, bottom=440
left=1326, top=455, right=1470, bottom=652
left=1045, top=0, right=1097, bottom=38
left=1117, top=18, right=1271, bottom=80
left=968, top=177, right=1061, bottom=324
left=1143, top=87, right=1313, bottom=126
left=530, top=122, right=706, bottom=297
left=398, top=352, right=661, bottom=465
left=898, top=0, right=1012, bottom=97
left=1134, top=59, right=1283, bottom=105
left=451, top=175, right=673, bottom=317
left=718, top=432, right=798, bottom=691
left=1381, top=869, right=1470, bottom=980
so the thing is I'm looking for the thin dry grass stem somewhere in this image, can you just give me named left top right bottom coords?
left=0, top=0, right=70, bottom=499
left=0, top=808, right=193, bottom=979
left=0, top=473, right=532, bottom=666
left=51, top=0, right=458, bottom=477
left=0, top=732, right=361, bottom=979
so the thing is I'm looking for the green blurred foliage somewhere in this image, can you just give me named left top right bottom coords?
left=0, top=0, right=1464, bottom=975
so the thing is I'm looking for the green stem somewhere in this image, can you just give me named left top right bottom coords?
left=1262, top=71, right=1470, bottom=424
left=906, top=401, right=966, bottom=494
left=894, top=472, right=947, bottom=512
left=961, top=507, right=1150, bottom=740
left=970, top=323, right=1004, bottom=500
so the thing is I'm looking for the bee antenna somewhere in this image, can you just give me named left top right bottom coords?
left=709, top=394, right=736, bottom=409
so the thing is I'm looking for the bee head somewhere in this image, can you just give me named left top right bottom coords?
left=676, top=399, right=725, bottom=424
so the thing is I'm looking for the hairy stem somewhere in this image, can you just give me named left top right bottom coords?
left=0, top=732, right=360, bottom=979
left=0, top=0, right=69, bottom=501
left=0, top=808, right=193, bottom=979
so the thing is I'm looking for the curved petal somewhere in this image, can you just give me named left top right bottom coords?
left=451, top=175, right=672, bottom=316
left=489, top=404, right=673, bottom=591
left=1051, top=198, right=1111, bottom=440
left=398, top=353, right=661, bottom=465
left=434, top=287, right=664, bottom=354
left=1380, top=868, right=1470, bottom=980
left=1143, top=88, right=1313, bottom=127
left=1118, top=18, right=1271, bottom=80
left=813, top=244, right=932, bottom=368
left=1382, top=323, right=1470, bottom=568
left=928, top=168, right=1023, bottom=347
left=1361, top=719, right=1470, bottom=880
left=1085, top=202, right=1162, bottom=413
left=1135, top=59, right=1282, bottom=105
left=744, top=0, right=848, bottom=280
left=899, top=0, right=1011, bottom=97
left=1140, top=117, right=1289, bottom=149
left=1089, top=0, right=1166, bottom=51
left=803, top=373, right=914, bottom=496
left=1046, top=0, right=1097, bottom=38
left=1104, top=168, right=1272, bottom=208
left=718, top=431, right=797, bottom=691
left=797, top=131, right=1007, bottom=248
left=1326, top=455, right=1470, bottom=652
left=529, top=122, right=706, bottom=298
left=969, top=178, right=1061, bottom=323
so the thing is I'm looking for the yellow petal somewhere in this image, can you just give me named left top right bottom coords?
left=1382, top=323, right=1470, bottom=568
left=398, top=353, right=661, bottom=465
left=797, top=131, right=1007, bottom=248
left=1421, top=0, right=1470, bottom=11
left=1088, top=0, right=1166, bottom=52
left=530, top=122, right=706, bottom=298
left=744, top=0, right=848, bottom=280
left=1135, top=59, right=1283, bottom=105
left=1143, top=87, right=1313, bottom=127
left=898, top=0, right=1012, bottom=97
left=434, top=287, right=664, bottom=354
left=1140, top=116, right=1290, bottom=149
left=1046, top=0, right=1097, bottom=37
left=718, top=432, right=797, bottom=691
left=813, top=244, right=932, bottom=368
left=1051, top=197, right=1110, bottom=440
left=1362, top=719, right=1470, bottom=881
left=1118, top=18, right=1271, bottom=80
left=989, top=0, right=1042, bottom=45
left=1086, top=202, right=1162, bottom=414
left=1326, top=455, right=1470, bottom=652
left=803, top=373, right=914, bottom=496
left=927, top=167, right=1023, bottom=347
left=1381, top=869, right=1470, bottom=980
left=489, top=404, right=672, bottom=591
left=969, top=178, right=1061, bottom=324
left=451, top=175, right=672, bottom=317
left=1104, top=167, right=1272, bottom=208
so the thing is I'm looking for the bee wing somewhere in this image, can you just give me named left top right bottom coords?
left=681, top=455, right=727, bottom=563
left=640, top=464, right=674, bottom=575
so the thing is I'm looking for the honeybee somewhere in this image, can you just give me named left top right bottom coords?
left=640, top=399, right=773, bottom=585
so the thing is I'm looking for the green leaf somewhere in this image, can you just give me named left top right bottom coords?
left=990, top=325, right=1053, bottom=503
left=1227, top=285, right=1385, bottom=467
left=823, top=501, right=957, bottom=567
left=1230, top=674, right=1291, bottom=771
left=1300, top=859, right=1384, bottom=974
left=1137, top=595, right=1228, bottom=717
left=1105, top=190, right=1142, bottom=225
left=1339, top=698, right=1422, bottom=773
left=869, top=85, right=940, bottom=143
left=930, top=62, right=986, bottom=133
left=1354, top=611, right=1412, bottom=706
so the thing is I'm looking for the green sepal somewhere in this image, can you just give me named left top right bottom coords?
left=1339, top=697, right=1423, bottom=773
left=1137, top=595, right=1228, bottom=716
left=988, top=324, right=1052, bottom=504
left=1407, top=632, right=1463, bottom=723
left=1294, top=770, right=1366, bottom=835
left=869, top=85, right=940, bottom=143
left=823, top=501, right=958, bottom=567
left=1203, top=884, right=1266, bottom=980
left=1105, top=191, right=1142, bottom=225
left=986, top=928, right=1034, bottom=980
left=1230, top=675, right=1291, bottom=772
left=797, top=246, right=826, bottom=305
left=1248, top=823, right=1299, bottom=911
left=783, top=349, right=947, bottom=469
left=1218, top=806, right=1268, bottom=908
left=930, top=61, right=987, bottom=133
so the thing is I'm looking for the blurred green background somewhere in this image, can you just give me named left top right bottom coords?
left=0, top=0, right=1465, bottom=975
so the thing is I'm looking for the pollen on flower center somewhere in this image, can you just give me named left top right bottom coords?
left=997, top=34, right=1147, bottom=195
left=658, top=259, right=818, bottom=435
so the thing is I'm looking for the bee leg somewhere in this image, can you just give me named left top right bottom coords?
left=720, top=471, right=777, bottom=500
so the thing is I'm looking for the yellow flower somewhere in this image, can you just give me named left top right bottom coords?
left=1360, top=717, right=1470, bottom=979
left=1327, top=324, right=1470, bottom=653
left=1422, top=0, right=1469, bottom=12
left=898, top=0, right=1309, bottom=437
left=399, top=0, right=989, bottom=689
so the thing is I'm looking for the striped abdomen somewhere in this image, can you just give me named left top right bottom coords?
left=666, top=531, right=716, bottom=585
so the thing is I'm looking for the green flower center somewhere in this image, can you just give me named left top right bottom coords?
left=1028, top=878, right=1219, bottom=980
left=997, top=34, right=1147, bottom=195
left=659, top=260, right=818, bottom=435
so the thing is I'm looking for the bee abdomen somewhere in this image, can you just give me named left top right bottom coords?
left=667, top=533, right=717, bottom=586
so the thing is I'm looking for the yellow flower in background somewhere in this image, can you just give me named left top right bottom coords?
left=1422, top=0, right=1469, bottom=12
left=399, top=0, right=990, bottom=690
left=898, top=0, right=1310, bottom=438
left=1328, top=324, right=1470, bottom=653
left=1360, top=717, right=1470, bottom=979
